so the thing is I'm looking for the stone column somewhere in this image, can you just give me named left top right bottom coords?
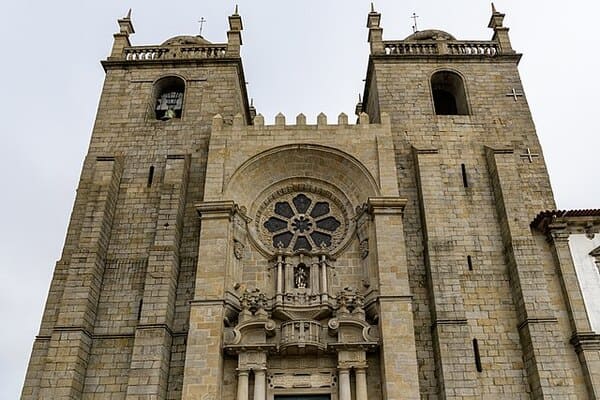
left=338, top=368, right=351, bottom=400
left=355, top=368, right=368, bottom=400
left=253, top=369, right=266, bottom=400
left=320, top=254, right=328, bottom=302
left=236, top=370, right=249, bottom=400
left=276, top=254, right=284, bottom=304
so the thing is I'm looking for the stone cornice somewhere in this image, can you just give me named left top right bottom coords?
left=195, top=200, right=238, bottom=220
left=366, top=197, right=407, bottom=215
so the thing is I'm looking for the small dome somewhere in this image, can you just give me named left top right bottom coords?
left=161, top=35, right=212, bottom=46
left=404, top=29, right=456, bottom=41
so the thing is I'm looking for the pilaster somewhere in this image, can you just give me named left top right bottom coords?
left=365, top=197, right=420, bottom=399
left=486, top=147, right=575, bottom=398
left=182, top=200, right=240, bottom=399
left=39, top=156, right=123, bottom=399
left=413, top=148, right=479, bottom=399
left=126, top=154, right=190, bottom=399
left=537, top=218, right=600, bottom=399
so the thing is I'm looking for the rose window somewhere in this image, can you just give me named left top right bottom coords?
left=263, top=193, right=342, bottom=251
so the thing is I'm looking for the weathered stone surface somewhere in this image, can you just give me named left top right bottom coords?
left=21, top=6, right=599, bottom=400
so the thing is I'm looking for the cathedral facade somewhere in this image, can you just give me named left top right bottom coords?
left=21, top=6, right=600, bottom=400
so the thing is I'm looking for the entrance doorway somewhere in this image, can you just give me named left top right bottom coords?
left=274, top=396, right=330, bottom=400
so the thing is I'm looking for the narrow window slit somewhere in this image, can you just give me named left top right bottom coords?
left=467, top=255, right=473, bottom=271
left=147, top=166, right=155, bottom=187
left=137, top=299, right=143, bottom=321
left=461, top=163, right=469, bottom=188
left=473, top=338, right=483, bottom=372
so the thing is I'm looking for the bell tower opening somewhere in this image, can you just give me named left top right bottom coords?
left=431, top=70, right=469, bottom=115
left=152, top=76, right=185, bottom=120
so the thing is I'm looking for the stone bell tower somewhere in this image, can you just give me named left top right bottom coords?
left=21, top=4, right=600, bottom=400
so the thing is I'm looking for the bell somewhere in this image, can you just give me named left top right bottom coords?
left=162, top=107, right=177, bottom=120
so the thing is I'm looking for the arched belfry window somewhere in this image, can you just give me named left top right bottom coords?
left=431, top=71, right=469, bottom=115
left=153, top=76, right=185, bottom=120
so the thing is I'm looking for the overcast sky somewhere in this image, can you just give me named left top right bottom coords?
left=1, top=1, right=599, bottom=398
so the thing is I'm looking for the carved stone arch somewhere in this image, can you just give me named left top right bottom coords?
left=150, top=74, right=187, bottom=120
left=223, top=144, right=381, bottom=257
left=429, top=67, right=471, bottom=115
left=224, top=144, right=381, bottom=208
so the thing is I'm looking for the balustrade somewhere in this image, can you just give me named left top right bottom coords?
left=123, top=44, right=227, bottom=61
left=384, top=41, right=438, bottom=55
left=383, top=40, right=500, bottom=56
left=447, top=41, right=499, bottom=56
left=280, top=320, right=323, bottom=349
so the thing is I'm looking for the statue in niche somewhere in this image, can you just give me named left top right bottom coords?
left=294, top=264, right=309, bottom=289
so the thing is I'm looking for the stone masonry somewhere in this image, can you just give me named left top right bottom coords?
left=21, top=5, right=600, bottom=400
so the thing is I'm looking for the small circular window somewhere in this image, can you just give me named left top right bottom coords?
left=257, top=190, right=348, bottom=253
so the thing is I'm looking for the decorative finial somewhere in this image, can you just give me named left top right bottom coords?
left=250, top=98, right=254, bottom=106
left=371, top=2, right=375, bottom=12
left=235, top=4, right=239, bottom=15
left=126, top=9, right=132, bottom=19
left=358, top=93, right=362, bottom=102
left=491, top=2, right=497, bottom=13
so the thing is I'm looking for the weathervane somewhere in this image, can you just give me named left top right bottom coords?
left=411, top=13, right=419, bottom=33
left=198, top=17, right=206, bottom=36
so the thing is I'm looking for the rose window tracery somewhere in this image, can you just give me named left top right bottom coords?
left=263, top=193, right=342, bottom=251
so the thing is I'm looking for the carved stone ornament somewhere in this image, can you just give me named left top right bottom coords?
left=233, top=240, right=245, bottom=260
left=240, top=288, right=268, bottom=314
left=268, top=372, right=335, bottom=389
left=585, top=223, right=596, bottom=240
left=359, top=239, right=369, bottom=259
left=337, top=287, right=365, bottom=311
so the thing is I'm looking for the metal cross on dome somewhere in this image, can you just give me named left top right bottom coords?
left=411, top=13, right=419, bottom=33
left=198, top=17, right=206, bottom=36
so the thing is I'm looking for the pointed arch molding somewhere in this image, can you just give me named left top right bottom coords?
left=222, top=144, right=382, bottom=209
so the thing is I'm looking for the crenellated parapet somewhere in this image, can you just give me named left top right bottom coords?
left=214, top=111, right=385, bottom=130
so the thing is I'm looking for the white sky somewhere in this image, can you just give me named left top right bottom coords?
left=1, top=1, right=599, bottom=398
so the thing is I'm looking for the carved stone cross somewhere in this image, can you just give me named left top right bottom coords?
left=520, top=148, right=539, bottom=163
left=506, top=88, right=524, bottom=101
